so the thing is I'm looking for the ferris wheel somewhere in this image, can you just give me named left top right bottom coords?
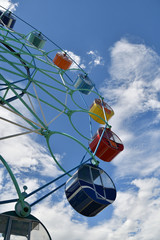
left=0, top=7, right=124, bottom=239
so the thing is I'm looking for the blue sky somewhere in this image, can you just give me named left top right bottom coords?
left=0, top=0, right=160, bottom=239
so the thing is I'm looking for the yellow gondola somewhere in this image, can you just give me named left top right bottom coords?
left=89, top=99, right=114, bottom=124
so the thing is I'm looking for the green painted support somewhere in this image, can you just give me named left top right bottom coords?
left=0, top=155, right=31, bottom=217
left=44, top=130, right=99, bottom=176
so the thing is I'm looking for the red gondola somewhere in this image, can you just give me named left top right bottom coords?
left=89, top=127, right=124, bottom=162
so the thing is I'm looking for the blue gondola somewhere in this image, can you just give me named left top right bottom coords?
left=0, top=11, right=16, bottom=29
left=65, top=164, right=116, bottom=217
left=74, top=74, right=94, bottom=95
left=27, top=31, right=46, bottom=49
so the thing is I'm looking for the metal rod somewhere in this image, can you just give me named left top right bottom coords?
left=26, top=158, right=91, bottom=199
left=0, top=155, right=25, bottom=209
left=30, top=183, right=65, bottom=207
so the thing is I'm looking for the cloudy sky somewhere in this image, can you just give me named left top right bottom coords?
left=0, top=0, right=160, bottom=239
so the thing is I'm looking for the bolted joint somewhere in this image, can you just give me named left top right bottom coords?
left=15, top=200, right=31, bottom=218
left=40, top=128, right=51, bottom=137
left=68, top=89, right=74, bottom=96
left=108, top=124, right=112, bottom=129
left=91, top=159, right=99, bottom=166
left=66, top=110, right=74, bottom=117
left=0, top=98, right=4, bottom=105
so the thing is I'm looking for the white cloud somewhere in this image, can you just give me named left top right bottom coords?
left=87, top=50, right=104, bottom=67
left=65, top=50, right=86, bottom=69
left=109, top=39, right=159, bottom=82
left=64, top=49, right=104, bottom=72
left=0, top=127, right=62, bottom=177
left=93, top=39, right=160, bottom=240
left=1, top=36, right=160, bottom=240
left=30, top=177, right=160, bottom=240
left=100, top=38, right=160, bottom=178
left=32, top=198, right=88, bottom=240
left=0, top=104, right=63, bottom=212
left=112, top=178, right=160, bottom=240
left=0, top=0, right=18, bottom=11
left=102, top=39, right=160, bottom=117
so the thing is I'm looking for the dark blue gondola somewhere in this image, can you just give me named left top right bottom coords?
left=65, top=164, right=116, bottom=217
left=0, top=11, right=16, bottom=29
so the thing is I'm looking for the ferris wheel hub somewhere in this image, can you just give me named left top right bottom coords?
left=15, top=200, right=31, bottom=218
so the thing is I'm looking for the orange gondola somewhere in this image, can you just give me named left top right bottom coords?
left=53, top=52, right=72, bottom=70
